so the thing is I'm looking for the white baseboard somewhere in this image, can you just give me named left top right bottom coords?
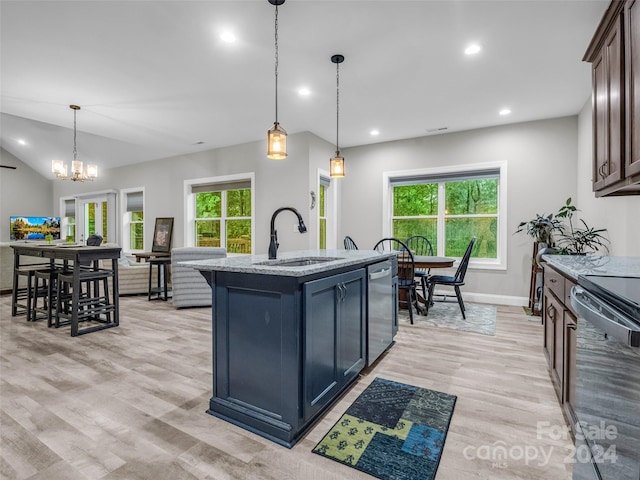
left=431, top=289, right=528, bottom=307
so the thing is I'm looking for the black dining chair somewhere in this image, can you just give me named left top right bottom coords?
left=425, top=237, right=476, bottom=319
left=405, top=235, right=434, bottom=300
left=373, top=237, right=418, bottom=324
left=343, top=236, right=358, bottom=250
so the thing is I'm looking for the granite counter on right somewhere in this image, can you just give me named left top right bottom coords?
left=540, top=254, right=640, bottom=281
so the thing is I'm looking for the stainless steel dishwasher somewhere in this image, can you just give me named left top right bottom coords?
left=367, top=259, right=395, bottom=366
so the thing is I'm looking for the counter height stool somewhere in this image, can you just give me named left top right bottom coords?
left=55, top=267, right=116, bottom=335
left=31, top=267, right=60, bottom=323
left=11, top=263, right=52, bottom=319
left=148, top=257, right=172, bottom=301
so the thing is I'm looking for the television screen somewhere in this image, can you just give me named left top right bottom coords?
left=10, top=216, right=61, bottom=240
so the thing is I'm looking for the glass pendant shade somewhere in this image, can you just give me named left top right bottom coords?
left=330, top=152, right=345, bottom=178
left=72, top=160, right=83, bottom=175
left=52, top=159, right=67, bottom=177
left=267, top=122, right=287, bottom=160
left=86, top=164, right=98, bottom=179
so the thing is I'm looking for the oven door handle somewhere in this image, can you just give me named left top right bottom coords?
left=570, top=285, right=640, bottom=347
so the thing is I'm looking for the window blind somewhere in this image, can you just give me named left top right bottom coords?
left=191, top=180, right=251, bottom=194
left=126, top=191, right=144, bottom=212
left=64, top=199, right=75, bottom=217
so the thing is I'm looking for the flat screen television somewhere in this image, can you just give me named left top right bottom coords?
left=10, top=216, right=61, bottom=241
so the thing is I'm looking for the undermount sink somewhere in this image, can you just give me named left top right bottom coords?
left=255, top=257, right=343, bottom=267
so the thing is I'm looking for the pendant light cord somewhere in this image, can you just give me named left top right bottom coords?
left=335, top=60, right=340, bottom=152
left=274, top=3, right=279, bottom=124
left=73, top=108, right=78, bottom=162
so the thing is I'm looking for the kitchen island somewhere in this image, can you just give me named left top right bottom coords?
left=183, top=249, right=397, bottom=447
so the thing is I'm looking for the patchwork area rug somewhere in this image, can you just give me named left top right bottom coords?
left=401, top=301, right=497, bottom=336
left=312, top=377, right=457, bottom=480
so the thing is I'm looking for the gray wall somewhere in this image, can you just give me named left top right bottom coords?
left=340, top=116, right=580, bottom=300
left=49, top=132, right=335, bottom=255
left=2, top=111, right=638, bottom=303
left=0, top=148, right=54, bottom=241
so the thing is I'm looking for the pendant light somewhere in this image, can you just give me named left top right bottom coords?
left=267, top=0, right=287, bottom=160
left=51, top=105, right=98, bottom=181
left=330, top=54, right=345, bottom=178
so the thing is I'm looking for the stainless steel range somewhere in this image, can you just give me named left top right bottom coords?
left=570, top=275, right=640, bottom=480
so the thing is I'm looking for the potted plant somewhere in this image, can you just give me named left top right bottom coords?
left=554, top=198, right=609, bottom=255
left=515, top=213, right=562, bottom=246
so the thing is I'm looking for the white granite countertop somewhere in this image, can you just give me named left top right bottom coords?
left=541, top=254, right=640, bottom=281
left=179, top=249, right=396, bottom=277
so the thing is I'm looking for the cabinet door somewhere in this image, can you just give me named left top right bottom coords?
left=592, top=14, right=625, bottom=191
left=303, top=269, right=366, bottom=419
left=626, top=0, right=640, bottom=177
left=543, top=291, right=555, bottom=366
left=544, top=291, right=564, bottom=401
left=564, top=310, right=578, bottom=431
left=304, top=275, right=340, bottom=419
left=339, top=270, right=366, bottom=384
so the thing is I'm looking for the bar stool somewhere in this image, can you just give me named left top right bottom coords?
left=31, top=266, right=68, bottom=325
left=11, top=263, right=51, bottom=318
left=55, top=267, right=116, bottom=333
left=148, top=257, right=172, bottom=301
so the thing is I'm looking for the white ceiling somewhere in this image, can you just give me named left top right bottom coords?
left=1, top=0, right=608, bottom=178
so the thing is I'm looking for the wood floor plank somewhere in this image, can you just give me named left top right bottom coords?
left=0, top=294, right=572, bottom=479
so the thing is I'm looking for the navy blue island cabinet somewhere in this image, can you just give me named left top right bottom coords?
left=192, top=251, right=396, bottom=448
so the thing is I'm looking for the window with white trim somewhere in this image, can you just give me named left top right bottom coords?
left=386, top=163, right=507, bottom=268
left=123, top=190, right=144, bottom=251
left=319, top=177, right=330, bottom=249
left=62, top=197, right=76, bottom=241
left=190, top=178, right=253, bottom=254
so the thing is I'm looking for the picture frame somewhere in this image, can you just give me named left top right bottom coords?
left=152, top=217, right=174, bottom=252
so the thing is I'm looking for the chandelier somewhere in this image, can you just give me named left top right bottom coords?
left=266, top=0, right=287, bottom=160
left=52, top=105, right=97, bottom=181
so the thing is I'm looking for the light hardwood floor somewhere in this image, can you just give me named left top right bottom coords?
left=0, top=295, right=574, bottom=480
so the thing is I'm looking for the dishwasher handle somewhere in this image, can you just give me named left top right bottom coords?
left=369, top=268, right=392, bottom=281
left=570, top=285, right=640, bottom=347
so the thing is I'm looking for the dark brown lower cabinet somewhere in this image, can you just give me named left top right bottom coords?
left=543, top=265, right=578, bottom=436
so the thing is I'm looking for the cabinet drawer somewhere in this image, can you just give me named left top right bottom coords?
left=544, top=266, right=565, bottom=302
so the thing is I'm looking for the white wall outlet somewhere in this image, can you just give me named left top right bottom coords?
left=293, top=224, right=299, bottom=233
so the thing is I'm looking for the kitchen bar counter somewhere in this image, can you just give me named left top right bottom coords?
left=184, top=249, right=397, bottom=447
left=179, top=248, right=395, bottom=277
left=541, top=255, right=640, bottom=281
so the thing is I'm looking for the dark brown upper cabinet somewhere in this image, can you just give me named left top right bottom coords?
left=584, top=0, right=640, bottom=196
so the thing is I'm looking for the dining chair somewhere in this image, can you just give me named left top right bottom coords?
left=343, top=236, right=358, bottom=250
left=405, top=235, right=434, bottom=300
left=373, top=237, right=418, bottom=324
left=425, top=237, right=476, bottom=319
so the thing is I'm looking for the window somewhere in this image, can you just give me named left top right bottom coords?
left=122, top=189, right=144, bottom=251
left=61, top=197, right=76, bottom=242
left=385, top=163, right=507, bottom=269
left=319, top=177, right=330, bottom=249
left=186, top=175, right=254, bottom=254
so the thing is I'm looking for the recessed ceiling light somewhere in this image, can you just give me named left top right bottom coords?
left=370, top=129, right=380, bottom=136
left=499, top=108, right=511, bottom=116
left=17, top=139, right=27, bottom=145
left=298, top=87, right=310, bottom=96
left=465, top=44, right=482, bottom=55
left=220, top=31, right=236, bottom=43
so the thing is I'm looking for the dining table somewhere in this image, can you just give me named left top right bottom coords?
left=398, top=253, right=455, bottom=315
left=11, top=243, right=122, bottom=336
